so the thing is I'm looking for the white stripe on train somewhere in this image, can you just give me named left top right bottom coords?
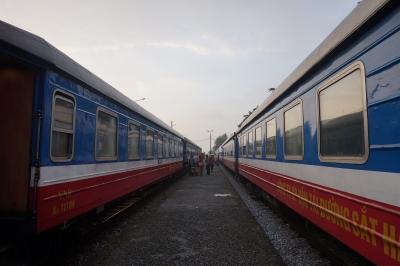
left=33, top=157, right=183, bottom=187
left=238, top=158, right=400, bottom=208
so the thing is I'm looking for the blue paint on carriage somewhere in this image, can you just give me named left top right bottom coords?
left=36, top=70, right=185, bottom=167
left=231, top=4, right=400, bottom=174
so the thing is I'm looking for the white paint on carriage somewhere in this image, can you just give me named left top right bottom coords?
left=34, top=157, right=183, bottom=187
left=238, top=158, right=400, bottom=208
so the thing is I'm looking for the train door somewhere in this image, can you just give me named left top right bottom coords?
left=0, top=65, right=35, bottom=215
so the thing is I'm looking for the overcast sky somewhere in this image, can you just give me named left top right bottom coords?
left=1, top=0, right=359, bottom=151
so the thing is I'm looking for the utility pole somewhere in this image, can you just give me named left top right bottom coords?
left=207, top=129, right=213, bottom=154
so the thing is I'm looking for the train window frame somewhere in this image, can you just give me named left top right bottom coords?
left=239, top=135, right=242, bottom=157
left=265, top=116, right=277, bottom=160
left=247, top=130, right=253, bottom=158
left=157, top=134, right=163, bottom=158
left=145, top=129, right=154, bottom=159
left=242, top=133, right=247, bottom=157
left=171, top=139, right=175, bottom=158
left=174, top=140, right=178, bottom=157
left=95, top=107, right=119, bottom=161
left=255, top=126, right=262, bottom=158
left=50, top=89, right=76, bottom=162
left=169, top=139, right=173, bottom=158
left=127, top=121, right=141, bottom=160
left=283, top=99, right=304, bottom=160
left=316, top=61, right=369, bottom=164
left=163, top=135, right=168, bottom=158
left=172, top=139, right=175, bottom=157
left=168, top=138, right=172, bottom=157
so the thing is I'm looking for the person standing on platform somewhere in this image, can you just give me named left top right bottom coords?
left=198, top=153, right=204, bottom=176
left=189, top=154, right=197, bottom=175
left=205, top=155, right=210, bottom=175
left=210, top=155, right=214, bottom=173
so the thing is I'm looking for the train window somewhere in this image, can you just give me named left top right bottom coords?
left=266, top=118, right=277, bottom=159
left=169, top=138, right=173, bottom=157
left=247, top=131, right=253, bottom=157
left=96, top=109, right=118, bottom=160
left=255, top=127, right=262, bottom=158
left=146, top=129, right=154, bottom=159
left=284, top=101, right=303, bottom=159
left=51, top=92, right=75, bottom=161
left=239, top=136, right=242, bottom=156
left=242, top=134, right=247, bottom=157
left=163, top=136, right=168, bottom=157
left=318, top=64, right=367, bottom=162
left=174, top=140, right=178, bottom=157
left=128, top=123, right=140, bottom=160
left=157, top=135, right=163, bottom=158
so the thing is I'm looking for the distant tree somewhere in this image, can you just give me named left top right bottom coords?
left=213, top=133, right=228, bottom=152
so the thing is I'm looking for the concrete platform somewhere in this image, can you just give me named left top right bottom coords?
left=75, top=165, right=283, bottom=265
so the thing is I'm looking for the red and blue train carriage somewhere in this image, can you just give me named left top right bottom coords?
left=222, top=0, right=400, bottom=264
left=0, top=21, right=200, bottom=233
left=221, top=136, right=237, bottom=173
left=184, top=137, right=201, bottom=159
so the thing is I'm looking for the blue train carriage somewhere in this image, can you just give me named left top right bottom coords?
left=183, top=137, right=202, bottom=166
left=227, top=0, right=400, bottom=264
left=221, top=134, right=238, bottom=173
left=0, top=20, right=189, bottom=233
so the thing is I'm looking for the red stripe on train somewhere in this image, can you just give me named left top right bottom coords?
left=35, top=161, right=182, bottom=232
left=238, top=162, right=400, bottom=266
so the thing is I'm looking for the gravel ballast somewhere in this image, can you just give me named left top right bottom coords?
left=221, top=166, right=331, bottom=266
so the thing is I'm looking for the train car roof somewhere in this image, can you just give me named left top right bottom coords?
left=237, top=0, right=390, bottom=133
left=221, top=133, right=235, bottom=147
left=0, top=20, right=185, bottom=139
left=184, top=137, right=202, bottom=150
